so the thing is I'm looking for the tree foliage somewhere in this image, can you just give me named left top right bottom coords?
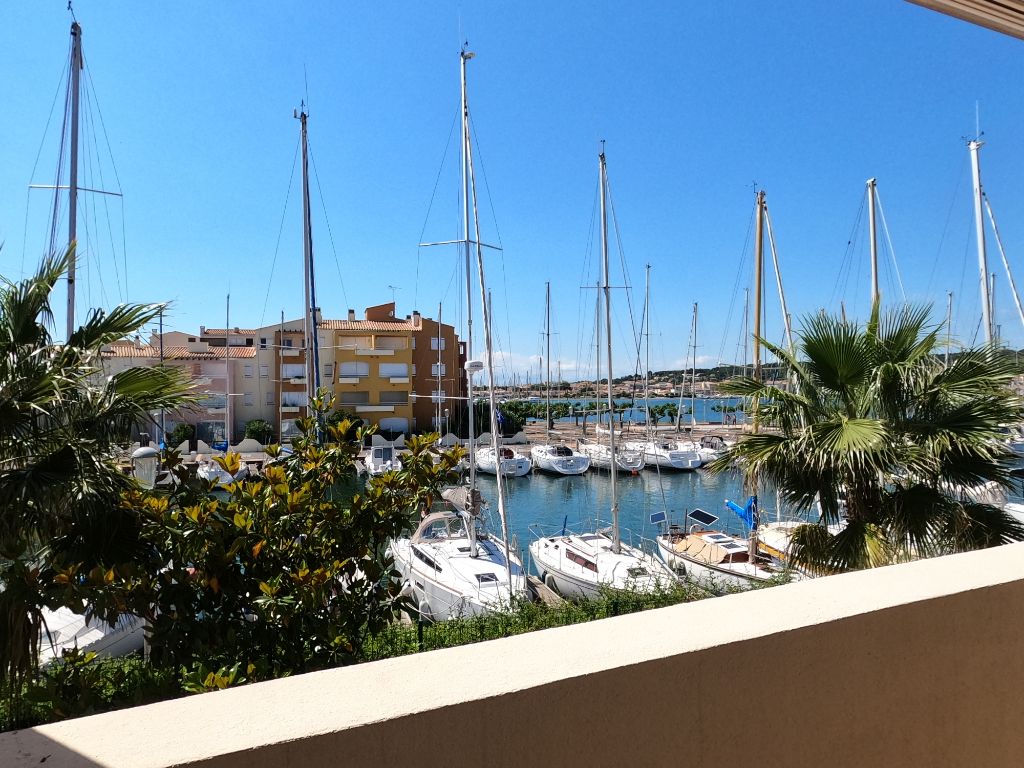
left=710, top=304, right=1024, bottom=573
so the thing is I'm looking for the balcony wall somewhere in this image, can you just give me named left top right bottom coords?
left=5, top=543, right=1024, bottom=767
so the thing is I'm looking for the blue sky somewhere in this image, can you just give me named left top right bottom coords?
left=2, top=2, right=1023, bottom=380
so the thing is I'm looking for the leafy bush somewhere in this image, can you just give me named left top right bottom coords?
left=243, top=419, right=274, bottom=444
left=167, top=422, right=195, bottom=447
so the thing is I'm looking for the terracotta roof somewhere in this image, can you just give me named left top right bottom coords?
left=318, top=320, right=415, bottom=332
left=101, top=343, right=155, bottom=358
left=162, top=346, right=257, bottom=360
left=202, top=328, right=259, bottom=337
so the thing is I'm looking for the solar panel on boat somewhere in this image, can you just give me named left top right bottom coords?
left=689, top=509, right=719, bottom=526
left=708, top=534, right=732, bottom=542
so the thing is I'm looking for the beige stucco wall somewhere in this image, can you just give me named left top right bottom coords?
left=5, top=542, right=1024, bottom=767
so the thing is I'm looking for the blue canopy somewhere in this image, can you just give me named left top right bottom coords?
left=724, top=495, right=759, bottom=533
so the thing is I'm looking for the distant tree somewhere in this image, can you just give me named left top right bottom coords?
left=243, top=419, right=274, bottom=444
left=167, top=422, right=195, bottom=448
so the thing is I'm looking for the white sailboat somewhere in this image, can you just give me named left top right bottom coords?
left=530, top=146, right=675, bottom=598
left=390, top=46, right=527, bottom=620
left=365, top=443, right=403, bottom=475
left=531, top=281, right=591, bottom=476
left=476, top=445, right=532, bottom=477
left=624, top=267, right=702, bottom=471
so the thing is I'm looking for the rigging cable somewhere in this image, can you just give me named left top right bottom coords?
left=414, top=108, right=459, bottom=310
left=308, top=141, right=350, bottom=311
left=258, top=136, right=300, bottom=328
left=874, top=187, right=906, bottom=301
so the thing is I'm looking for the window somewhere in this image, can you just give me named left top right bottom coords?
left=244, top=364, right=253, bottom=378
left=431, top=363, right=446, bottom=377
left=339, top=361, right=370, bottom=378
left=431, top=390, right=446, bottom=404
left=376, top=336, right=407, bottom=350
left=430, top=336, right=446, bottom=351
left=281, top=391, right=305, bottom=407
left=282, top=338, right=293, bottom=348
left=191, top=362, right=202, bottom=376
left=338, top=335, right=372, bottom=350
left=566, top=550, right=598, bottom=573
left=340, top=391, right=370, bottom=405
left=265, top=391, right=274, bottom=406
left=259, top=337, right=268, bottom=350
left=197, top=394, right=227, bottom=410
left=412, top=364, right=416, bottom=376
left=379, top=363, right=409, bottom=378
left=259, top=364, right=269, bottom=378
left=324, top=363, right=334, bottom=379
left=412, top=337, right=416, bottom=350
left=379, top=391, right=409, bottom=405
left=281, top=363, right=305, bottom=379
left=244, top=392, right=254, bottom=406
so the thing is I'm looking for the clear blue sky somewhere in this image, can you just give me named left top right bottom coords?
left=2, top=2, right=1023, bottom=380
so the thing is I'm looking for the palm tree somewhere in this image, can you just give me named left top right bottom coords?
left=0, top=247, right=191, bottom=688
left=710, top=304, right=1024, bottom=574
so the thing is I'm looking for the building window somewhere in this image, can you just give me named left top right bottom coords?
left=338, top=335, right=372, bottom=350
left=412, top=364, right=416, bottom=375
left=281, top=363, right=305, bottom=379
left=282, top=338, right=293, bottom=348
left=259, top=337, right=268, bottom=349
left=412, top=337, right=416, bottom=350
left=265, top=391, right=274, bottom=406
left=259, top=364, right=269, bottom=378
left=376, top=336, right=408, bottom=350
left=431, top=363, right=446, bottom=377
left=340, top=391, right=370, bottom=405
left=339, top=361, right=370, bottom=378
left=379, top=391, right=409, bottom=405
left=281, top=391, right=305, bottom=407
left=430, top=336, right=446, bottom=351
left=244, top=364, right=253, bottom=378
left=431, top=390, right=446, bottom=404
left=379, top=363, right=409, bottom=378
left=324, top=363, right=334, bottom=379
left=244, top=392, right=254, bottom=406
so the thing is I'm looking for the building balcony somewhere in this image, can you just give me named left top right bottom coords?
left=388, top=377, right=410, bottom=384
left=354, top=405, right=395, bottom=413
left=337, top=377, right=361, bottom=385
left=8, top=543, right=1023, bottom=766
left=281, top=348, right=301, bottom=357
left=280, top=406, right=301, bottom=414
left=355, top=348, right=394, bottom=356
left=206, top=407, right=226, bottom=415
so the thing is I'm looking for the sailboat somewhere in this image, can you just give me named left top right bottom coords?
left=530, top=146, right=675, bottom=598
left=531, top=282, right=590, bottom=475
left=389, top=46, right=527, bottom=620
left=625, top=267, right=702, bottom=471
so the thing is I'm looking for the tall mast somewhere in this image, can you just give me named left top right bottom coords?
left=969, top=140, right=993, bottom=345
left=599, top=145, right=620, bottom=553
left=594, top=278, right=601, bottom=428
left=66, top=21, right=83, bottom=340
left=225, top=294, right=232, bottom=447
left=436, top=302, right=443, bottom=429
left=460, top=46, right=477, bottom=488
left=991, top=272, right=998, bottom=345
left=753, top=191, right=765, bottom=386
left=279, top=310, right=285, bottom=441
left=545, top=281, right=552, bottom=430
left=867, top=178, right=879, bottom=306
left=690, top=302, right=698, bottom=427
left=643, top=265, right=651, bottom=438
left=158, top=307, right=165, bottom=445
left=295, top=103, right=321, bottom=403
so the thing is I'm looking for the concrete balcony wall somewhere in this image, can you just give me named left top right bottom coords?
left=6, top=543, right=1024, bottom=767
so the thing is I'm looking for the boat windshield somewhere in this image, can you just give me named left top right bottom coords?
left=552, top=446, right=573, bottom=457
left=379, top=447, right=393, bottom=460
left=500, top=447, right=515, bottom=459
left=421, top=515, right=468, bottom=540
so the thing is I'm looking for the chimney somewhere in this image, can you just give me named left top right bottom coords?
left=199, top=326, right=207, bottom=335
left=348, top=309, right=356, bottom=321
left=412, top=310, right=421, bottom=328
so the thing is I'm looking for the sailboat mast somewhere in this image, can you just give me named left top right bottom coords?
left=460, top=47, right=477, bottom=488
left=66, top=21, right=82, bottom=340
left=690, top=302, right=698, bottom=426
left=437, top=302, right=443, bottom=429
left=599, top=146, right=620, bottom=553
left=867, top=178, right=879, bottom=306
left=225, top=294, right=231, bottom=447
left=969, top=140, right=993, bottom=345
left=753, top=191, right=765, bottom=386
left=296, top=104, right=319, bottom=402
left=643, top=264, right=651, bottom=438
left=545, top=281, right=552, bottom=430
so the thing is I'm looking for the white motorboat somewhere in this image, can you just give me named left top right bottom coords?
left=530, top=147, right=675, bottom=598
left=389, top=489, right=526, bottom=621
left=366, top=444, right=403, bottom=475
left=195, top=456, right=249, bottom=485
left=38, top=607, right=145, bottom=664
left=578, top=439, right=644, bottom=473
left=530, top=444, right=590, bottom=475
left=655, top=508, right=784, bottom=590
left=625, top=439, right=702, bottom=470
left=477, top=446, right=532, bottom=477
